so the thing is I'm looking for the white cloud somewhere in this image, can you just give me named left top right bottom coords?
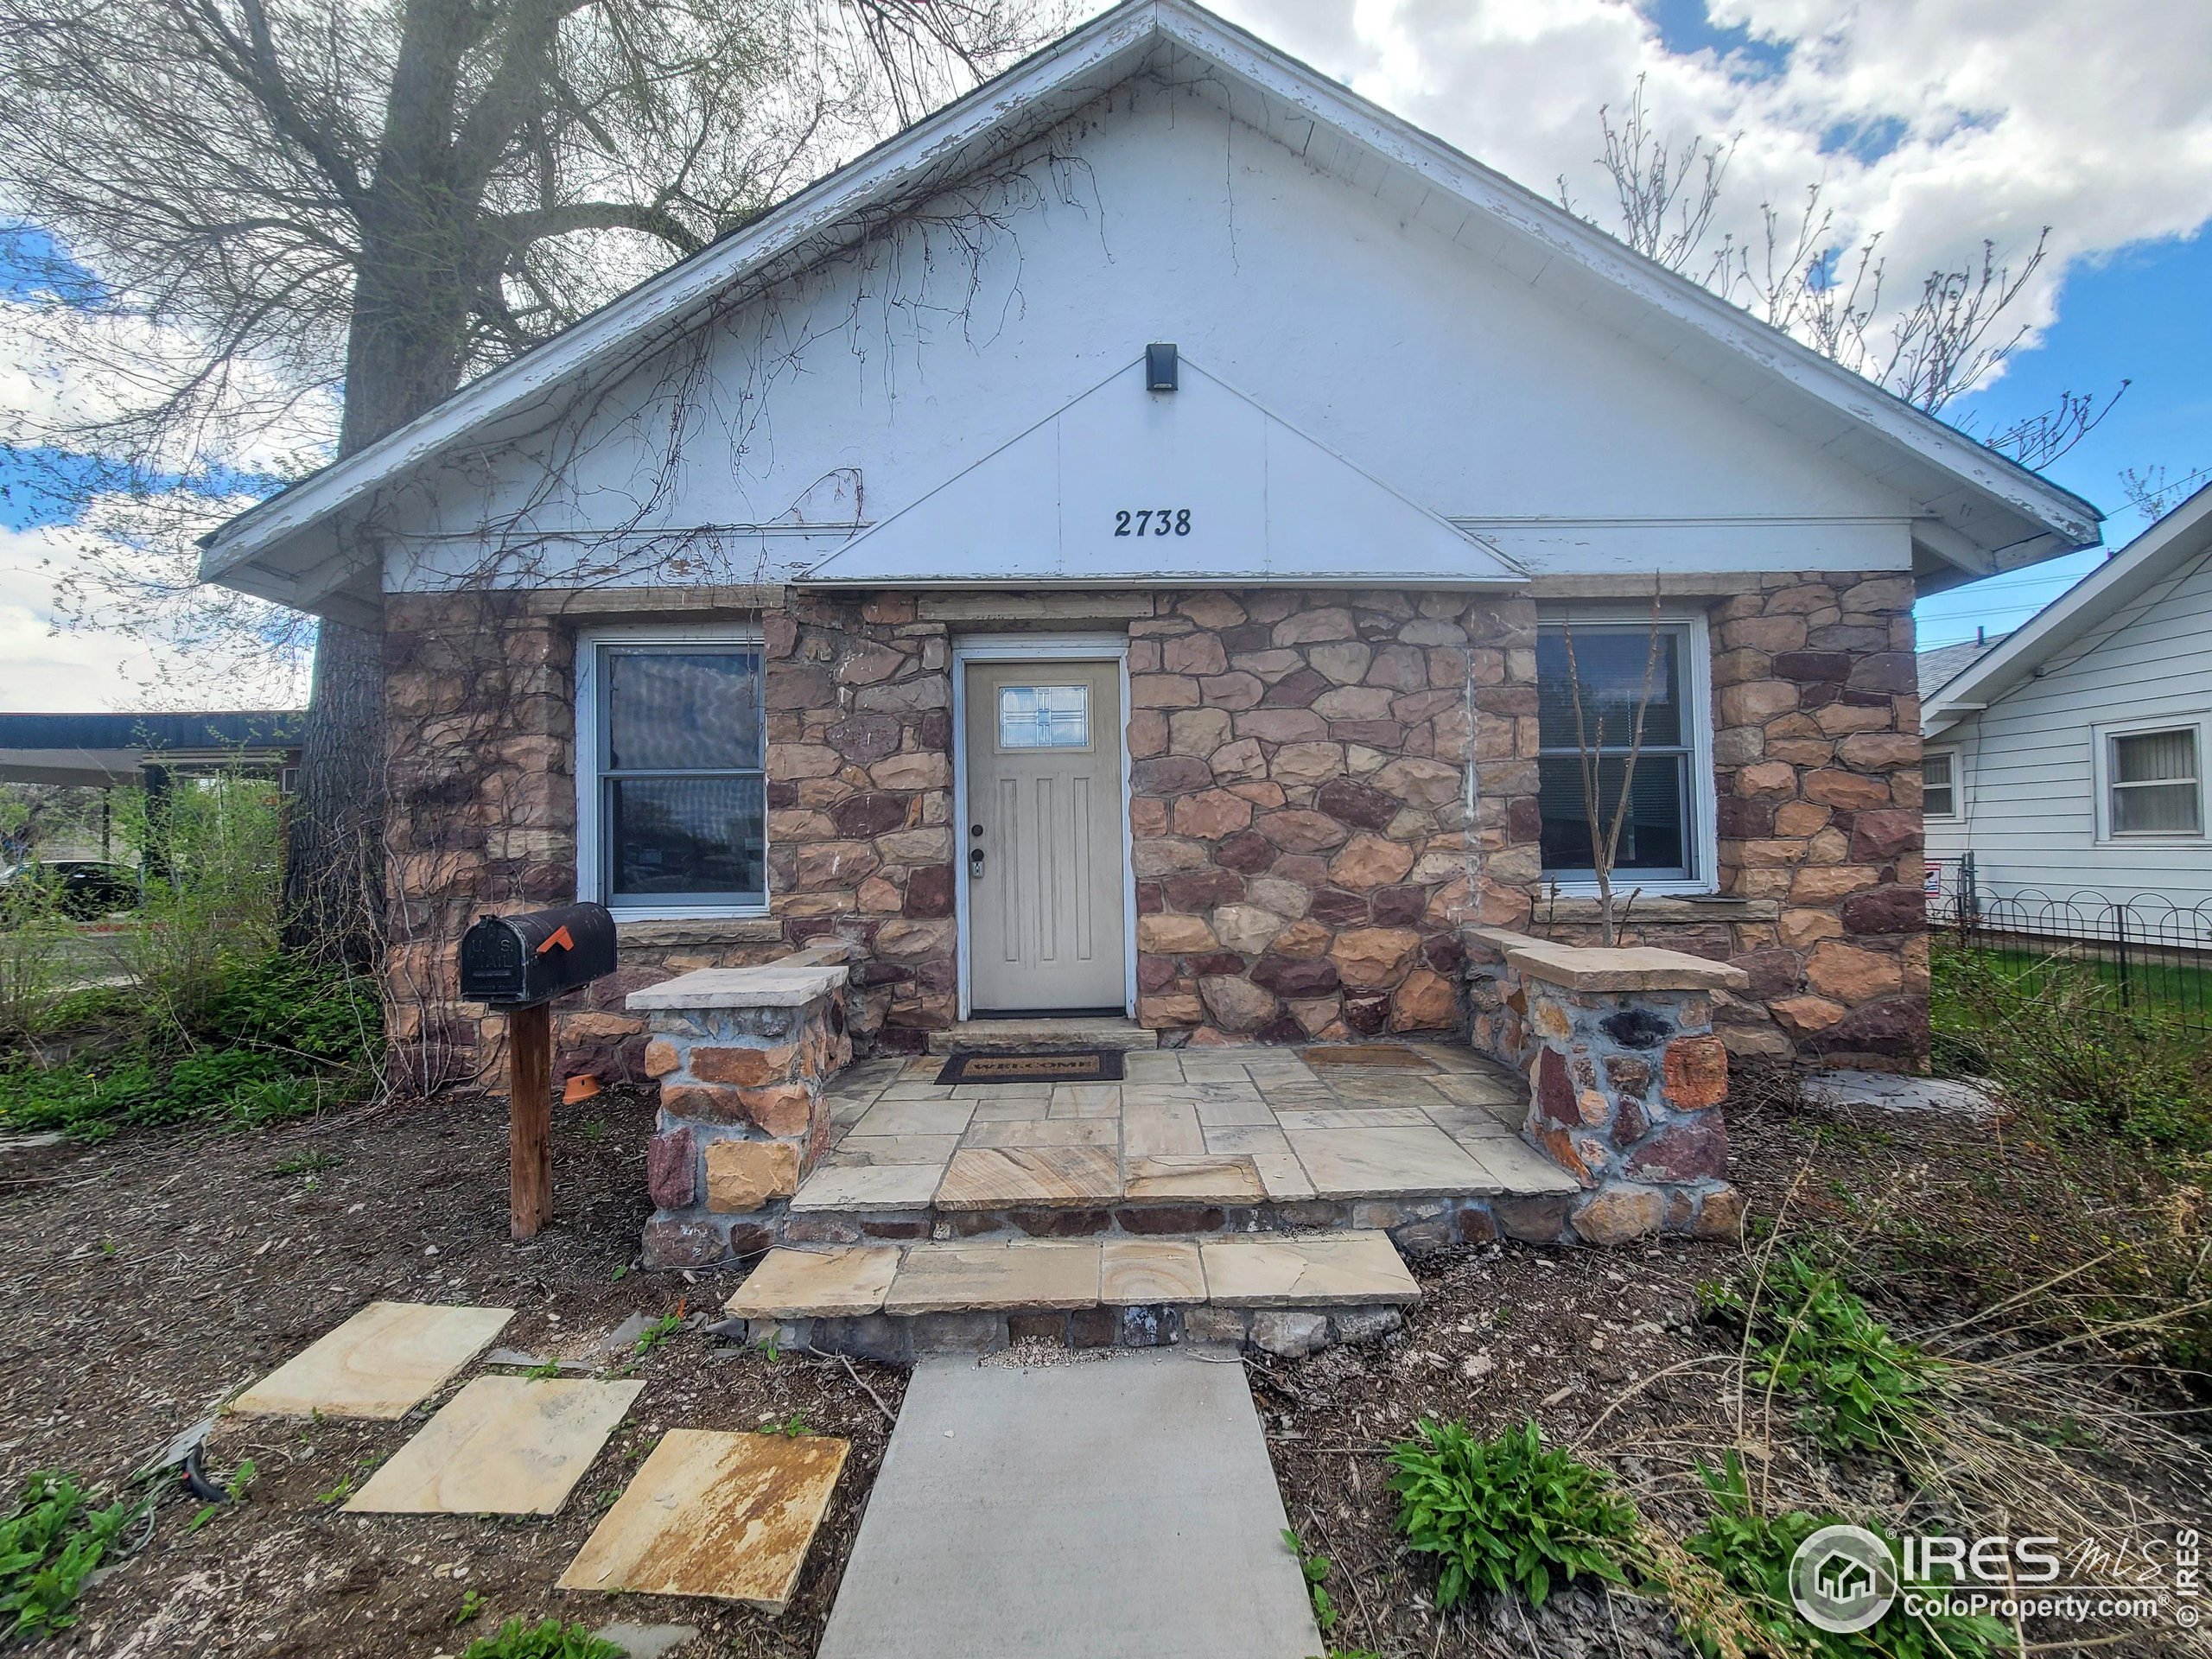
left=0, top=526, right=159, bottom=710
left=0, top=497, right=310, bottom=712
left=1222, top=0, right=2212, bottom=374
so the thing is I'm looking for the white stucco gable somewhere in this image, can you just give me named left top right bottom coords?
left=802, top=356, right=1522, bottom=587
left=198, top=0, right=2101, bottom=620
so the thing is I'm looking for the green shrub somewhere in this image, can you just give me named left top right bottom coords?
left=0, top=951, right=380, bottom=1139
left=1, top=1472, right=140, bottom=1643
left=1700, top=1254, right=1948, bottom=1460
left=1387, top=1418, right=1639, bottom=1611
left=458, top=1617, right=625, bottom=1659
left=1680, top=1454, right=2007, bottom=1659
left=1932, top=943, right=2211, bottom=1150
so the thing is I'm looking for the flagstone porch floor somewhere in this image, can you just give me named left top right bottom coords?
left=796, top=1039, right=1575, bottom=1217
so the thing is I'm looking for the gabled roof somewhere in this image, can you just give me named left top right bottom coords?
left=803, top=356, right=1524, bottom=586
left=1924, top=481, right=2212, bottom=735
left=1915, top=634, right=2006, bottom=700
left=198, top=0, right=2101, bottom=616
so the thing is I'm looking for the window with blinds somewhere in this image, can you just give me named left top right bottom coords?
left=1923, top=750, right=1958, bottom=818
left=1535, top=623, right=1698, bottom=882
left=596, top=644, right=766, bottom=906
left=2107, top=727, right=2202, bottom=836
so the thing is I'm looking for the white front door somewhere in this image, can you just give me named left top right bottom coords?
left=963, top=659, right=1128, bottom=1014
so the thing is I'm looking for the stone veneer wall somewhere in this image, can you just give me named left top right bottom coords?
left=382, top=592, right=793, bottom=1093
left=379, top=575, right=1921, bottom=1085
left=1121, top=588, right=1539, bottom=1044
left=1464, top=931, right=1745, bottom=1243
left=1523, top=571, right=1927, bottom=1070
left=634, top=965, right=851, bottom=1268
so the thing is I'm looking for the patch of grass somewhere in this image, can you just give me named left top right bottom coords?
left=631, top=1313, right=683, bottom=1357
left=1281, top=1529, right=1339, bottom=1636
left=457, top=1616, right=624, bottom=1659
left=765, top=1411, right=814, bottom=1439
left=1679, top=1453, right=2008, bottom=1659
left=0, top=951, right=381, bottom=1141
left=1700, top=1252, right=1950, bottom=1460
left=1385, top=1418, right=1638, bottom=1611
left=182, top=1458, right=256, bottom=1535
left=1933, top=943, right=2211, bottom=1150
left=1, top=1472, right=140, bottom=1643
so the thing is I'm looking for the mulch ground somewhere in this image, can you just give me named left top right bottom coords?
left=3, top=1080, right=2204, bottom=1658
left=1261, top=1089, right=2212, bottom=1659
left=0, top=1088, right=904, bottom=1658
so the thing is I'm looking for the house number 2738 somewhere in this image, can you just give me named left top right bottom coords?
left=1114, top=508, right=1192, bottom=537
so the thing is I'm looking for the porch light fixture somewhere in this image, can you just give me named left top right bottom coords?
left=1145, top=342, right=1178, bottom=391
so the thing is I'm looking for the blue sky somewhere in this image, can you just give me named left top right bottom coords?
left=1914, top=232, right=2212, bottom=647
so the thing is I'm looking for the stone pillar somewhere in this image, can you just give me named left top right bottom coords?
left=629, top=963, right=852, bottom=1268
left=1465, top=929, right=1746, bottom=1244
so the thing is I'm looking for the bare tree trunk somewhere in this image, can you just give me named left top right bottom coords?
left=282, top=616, right=386, bottom=959
left=280, top=0, right=488, bottom=960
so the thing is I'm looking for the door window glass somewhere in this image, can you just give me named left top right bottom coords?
left=998, top=684, right=1090, bottom=749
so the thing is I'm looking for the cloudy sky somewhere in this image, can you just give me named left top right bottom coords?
left=3, top=0, right=2209, bottom=709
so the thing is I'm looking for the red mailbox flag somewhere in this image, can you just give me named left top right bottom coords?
left=536, top=925, right=575, bottom=955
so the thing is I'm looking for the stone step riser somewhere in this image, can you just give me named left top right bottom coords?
left=728, top=1301, right=1408, bottom=1363
left=924, top=1018, right=1158, bottom=1055
left=778, top=1192, right=1573, bottom=1253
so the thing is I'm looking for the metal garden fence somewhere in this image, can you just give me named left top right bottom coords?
left=1924, top=853, right=2212, bottom=1036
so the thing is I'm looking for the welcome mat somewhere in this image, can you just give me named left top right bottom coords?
left=935, top=1048, right=1126, bottom=1086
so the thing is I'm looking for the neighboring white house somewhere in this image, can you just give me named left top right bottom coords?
left=1923, top=482, right=2212, bottom=912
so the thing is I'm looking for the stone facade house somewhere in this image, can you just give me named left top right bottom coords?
left=199, top=0, right=2100, bottom=1091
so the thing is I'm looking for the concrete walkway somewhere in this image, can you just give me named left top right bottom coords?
left=817, top=1349, right=1322, bottom=1659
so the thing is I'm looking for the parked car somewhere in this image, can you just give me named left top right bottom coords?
left=0, top=860, right=143, bottom=921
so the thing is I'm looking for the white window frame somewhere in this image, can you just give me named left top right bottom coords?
left=2092, top=714, right=2209, bottom=846
left=1923, top=747, right=1961, bottom=822
left=575, top=623, right=769, bottom=919
left=1534, top=608, right=1719, bottom=898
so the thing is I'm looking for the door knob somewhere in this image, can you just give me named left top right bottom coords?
left=969, top=846, right=986, bottom=880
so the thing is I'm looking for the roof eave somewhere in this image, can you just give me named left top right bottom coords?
left=1924, top=481, right=2212, bottom=724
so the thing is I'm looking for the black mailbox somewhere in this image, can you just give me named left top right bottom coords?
left=459, top=903, right=618, bottom=1008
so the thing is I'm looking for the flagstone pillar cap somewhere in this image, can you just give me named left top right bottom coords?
left=1504, top=940, right=1747, bottom=994
left=626, top=963, right=849, bottom=1010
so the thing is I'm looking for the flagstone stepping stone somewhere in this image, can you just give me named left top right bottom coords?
left=788, top=1162, right=944, bottom=1212
left=1198, top=1232, right=1420, bottom=1306
left=881, top=1241, right=1101, bottom=1313
left=1281, top=1122, right=1497, bottom=1197
left=1098, top=1238, right=1205, bottom=1305
left=1121, top=1154, right=1264, bottom=1203
left=592, top=1624, right=698, bottom=1659
left=344, top=1376, right=643, bottom=1515
left=229, top=1301, right=513, bottom=1420
left=724, top=1248, right=901, bottom=1319
left=559, top=1429, right=849, bottom=1612
left=933, top=1146, right=1120, bottom=1210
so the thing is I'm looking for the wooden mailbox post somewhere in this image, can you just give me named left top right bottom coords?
left=456, top=904, right=618, bottom=1240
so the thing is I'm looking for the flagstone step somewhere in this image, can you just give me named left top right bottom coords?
left=718, top=1232, right=1421, bottom=1361
left=925, top=1016, right=1157, bottom=1055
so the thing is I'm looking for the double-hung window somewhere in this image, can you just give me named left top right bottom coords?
left=1923, top=750, right=1959, bottom=819
left=2102, top=723, right=2203, bottom=838
left=580, top=634, right=766, bottom=913
left=1535, top=617, right=1710, bottom=890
